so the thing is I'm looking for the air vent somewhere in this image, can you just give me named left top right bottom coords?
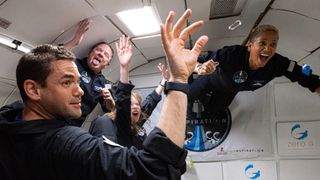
left=0, top=17, right=11, bottom=29
left=210, top=0, right=248, bottom=19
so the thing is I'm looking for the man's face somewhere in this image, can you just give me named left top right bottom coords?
left=248, top=31, right=278, bottom=70
left=39, top=60, right=84, bottom=119
left=87, top=44, right=113, bottom=74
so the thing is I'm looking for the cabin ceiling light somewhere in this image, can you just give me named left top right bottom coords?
left=116, top=6, right=160, bottom=36
left=0, top=33, right=32, bottom=53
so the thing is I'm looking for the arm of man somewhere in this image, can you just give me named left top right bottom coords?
left=139, top=63, right=169, bottom=125
left=63, top=19, right=89, bottom=51
left=156, top=9, right=208, bottom=147
left=116, top=35, right=132, bottom=84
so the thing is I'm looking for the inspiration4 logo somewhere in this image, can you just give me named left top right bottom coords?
left=244, top=164, right=260, bottom=179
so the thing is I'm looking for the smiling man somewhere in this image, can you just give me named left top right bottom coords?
left=63, top=19, right=118, bottom=126
left=72, top=42, right=115, bottom=126
left=188, top=24, right=320, bottom=119
left=0, top=8, right=208, bottom=179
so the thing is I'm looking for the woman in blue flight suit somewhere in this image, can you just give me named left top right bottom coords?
left=188, top=24, right=320, bottom=118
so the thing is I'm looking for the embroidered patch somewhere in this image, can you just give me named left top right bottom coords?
left=233, top=70, right=248, bottom=84
left=81, top=71, right=91, bottom=84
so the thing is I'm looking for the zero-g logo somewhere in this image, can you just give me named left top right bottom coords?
left=288, top=123, right=314, bottom=148
left=244, top=164, right=261, bottom=179
left=291, top=124, right=308, bottom=140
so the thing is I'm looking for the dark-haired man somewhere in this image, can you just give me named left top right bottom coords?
left=0, top=9, right=207, bottom=180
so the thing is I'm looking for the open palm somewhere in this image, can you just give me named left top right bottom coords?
left=160, top=9, right=208, bottom=83
left=116, top=35, right=132, bottom=67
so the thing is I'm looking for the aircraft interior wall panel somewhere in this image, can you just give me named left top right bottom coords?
left=129, top=58, right=166, bottom=76
left=132, top=35, right=165, bottom=60
left=277, top=121, right=320, bottom=156
left=0, top=47, right=22, bottom=80
left=279, top=160, right=320, bottom=180
left=222, top=161, right=277, bottom=180
left=0, top=82, right=20, bottom=106
left=182, top=162, right=223, bottom=180
left=86, top=0, right=142, bottom=16
left=273, top=0, right=320, bottom=20
left=274, top=83, right=320, bottom=121
left=130, top=74, right=162, bottom=89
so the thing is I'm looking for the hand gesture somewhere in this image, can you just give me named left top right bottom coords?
left=116, top=35, right=132, bottom=67
left=160, top=9, right=208, bottom=83
left=100, top=88, right=115, bottom=112
left=198, top=59, right=219, bottom=75
left=157, top=63, right=170, bottom=81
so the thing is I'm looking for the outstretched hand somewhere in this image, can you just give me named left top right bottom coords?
left=116, top=35, right=132, bottom=67
left=160, top=9, right=208, bottom=83
left=64, top=18, right=89, bottom=50
left=198, top=59, right=219, bottom=75
left=157, top=63, right=170, bottom=81
left=74, top=19, right=89, bottom=44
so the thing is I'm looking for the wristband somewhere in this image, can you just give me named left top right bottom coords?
left=159, top=81, right=165, bottom=87
left=164, top=81, right=189, bottom=95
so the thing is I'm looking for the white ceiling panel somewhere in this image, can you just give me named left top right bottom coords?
left=0, top=81, right=20, bottom=106
left=204, top=36, right=246, bottom=52
left=0, top=46, right=22, bottom=80
left=153, top=0, right=186, bottom=23
left=86, top=0, right=143, bottom=16
left=132, top=35, right=164, bottom=59
left=272, top=0, right=320, bottom=20
left=129, top=54, right=149, bottom=71
left=187, top=0, right=212, bottom=22
left=130, top=58, right=166, bottom=76
left=0, top=0, right=96, bottom=45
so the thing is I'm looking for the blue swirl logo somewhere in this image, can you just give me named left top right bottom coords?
left=244, top=164, right=260, bottom=179
left=291, top=124, right=308, bottom=140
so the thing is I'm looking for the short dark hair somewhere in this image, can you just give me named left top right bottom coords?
left=89, top=41, right=114, bottom=60
left=248, top=24, right=279, bottom=43
left=16, top=44, right=75, bottom=101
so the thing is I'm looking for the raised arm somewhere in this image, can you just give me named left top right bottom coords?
left=155, top=63, right=169, bottom=95
left=156, top=9, right=208, bottom=147
left=116, top=35, right=132, bottom=83
left=63, top=18, right=90, bottom=51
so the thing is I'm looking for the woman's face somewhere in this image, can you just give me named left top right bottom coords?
left=131, top=96, right=141, bottom=124
left=247, top=31, right=278, bottom=70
